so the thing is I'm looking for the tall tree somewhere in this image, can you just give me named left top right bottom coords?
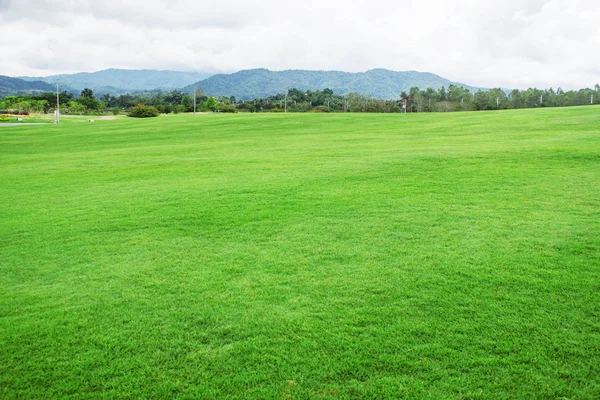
left=80, top=88, right=94, bottom=98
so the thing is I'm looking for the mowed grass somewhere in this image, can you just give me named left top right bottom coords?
left=1, top=108, right=599, bottom=399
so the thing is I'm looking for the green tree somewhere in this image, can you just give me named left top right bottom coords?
left=181, top=95, right=193, bottom=112
left=76, top=88, right=99, bottom=112
left=473, top=91, right=489, bottom=110
left=129, top=103, right=160, bottom=118
left=488, top=88, right=508, bottom=109
left=66, top=101, right=86, bottom=115
left=509, top=89, right=524, bottom=109
left=80, top=88, right=94, bottom=98
left=204, top=97, right=217, bottom=111
left=77, top=96, right=99, bottom=111
left=439, top=86, right=447, bottom=101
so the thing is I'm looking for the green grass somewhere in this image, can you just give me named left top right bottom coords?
left=0, top=116, right=52, bottom=124
left=1, top=108, right=599, bottom=399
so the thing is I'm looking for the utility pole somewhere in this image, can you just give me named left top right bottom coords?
left=540, top=95, right=543, bottom=105
left=56, top=80, right=60, bottom=124
left=591, top=94, right=594, bottom=104
left=496, top=97, right=499, bottom=108
left=193, top=53, right=197, bottom=114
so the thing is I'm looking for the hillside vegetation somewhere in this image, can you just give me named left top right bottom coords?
left=0, top=75, right=56, bottom=97
left=184, top=68, right=480, bottom=100
left=1, top=108, right=599, bottom=398
left=19, top=69, right=213, bottom=95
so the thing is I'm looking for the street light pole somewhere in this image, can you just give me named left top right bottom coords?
left=193, top=52, right=197, bottom=115
left=56, top=80, right=60, bottom=124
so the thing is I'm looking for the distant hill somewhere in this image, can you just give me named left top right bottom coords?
left=0, top=76, right=57, bottom=97
left=20, top=69, right=214, bottom=95
left=184, top=68, right=482, bottom=100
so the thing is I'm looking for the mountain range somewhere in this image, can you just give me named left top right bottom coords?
left=4, top=68, right=483, bottom=99
left=0, top=76, right=57, bottom=97
left=19, top=69, right=213, bottom=95
left=185, top=68, right=481, bottom=100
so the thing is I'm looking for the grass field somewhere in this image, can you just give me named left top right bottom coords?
left=0, top=114, right=54, bottom=124
left=1, top=108, right=599, bottom=399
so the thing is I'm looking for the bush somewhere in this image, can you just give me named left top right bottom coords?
left=129, top=104, right=160, bottom=118
left=291, top=102, right=310, bottom=112
left=236, top=103, right=256, bottom=113
left=0, top=115, right=9, bottom=122
left=172, top=105, right=186, bottom=114
left=66, top=101, right=85, bottom=115
left=111, top=107, right=120, bottom=116
left=311, top=105, right=331, bottom=113
left=217, top=104, right=237, bottom=113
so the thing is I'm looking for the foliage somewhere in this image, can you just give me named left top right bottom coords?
left=31, top=91, right=74, bottom=109
left=181, top=94, right=193, bottom=112
left=18, top=69, right=213, bottom=95
left=0, top=75, right=55, bottom=97
left=182, top=68, right=479, bottom=100
left=215, top=103, right=237, bottom=113
left=204, top=96, right=217, bottom=111
left=80, top=88, right=94, bottom=98
left=172, top=105, right=186, bottom=114
left=311, top=105, right=331, bottom=112
left=76, top=96, right=99, bottom=111
left=65, top=101, right=86, bottom=115
left=128, top=103, right=160, bottom=118
left=0, top=96, right=49, bottom=113
left=236, top=102, right=256, bottom=113
left=3, top=83, right=599, bottom=115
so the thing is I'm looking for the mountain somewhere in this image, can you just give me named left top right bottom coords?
left=20, top=69, right=214, bottom=95
left=0, top=75, right=57, bottom=97
left=184, top=68, right=482, bottom=100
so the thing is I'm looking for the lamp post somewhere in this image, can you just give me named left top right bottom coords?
left=56, top=80, right=60, bottom=124
left=193, top=53, right=197, bottom=115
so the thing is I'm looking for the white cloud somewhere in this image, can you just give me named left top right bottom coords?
left=0, top=0, right=598, bottom=89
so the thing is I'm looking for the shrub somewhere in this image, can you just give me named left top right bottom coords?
left=66, top=101, right=85, bottom=115
left=311, top=105, right=331, bottom=113
left=0, top=115, right=9, bottom=122
left=129, top=104, right=160, bottom=118
left=217, top=104, right=237, bottom=113
left=111, top=107, right=120, bottom=116
left=172, top=105, right=186, bottom=114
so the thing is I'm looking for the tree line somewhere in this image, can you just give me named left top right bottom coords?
left=402, top=85, right=600, bottom=112
left=1, top=84, right=599, bottom=115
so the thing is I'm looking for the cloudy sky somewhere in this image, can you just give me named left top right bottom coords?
left=0, top=0, right=598, bottom=89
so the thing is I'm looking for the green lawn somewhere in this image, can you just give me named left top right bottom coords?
left=1, top=108, right=599, bottom=399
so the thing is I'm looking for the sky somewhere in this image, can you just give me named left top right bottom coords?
left=0, top=0, right=598, bottom=89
